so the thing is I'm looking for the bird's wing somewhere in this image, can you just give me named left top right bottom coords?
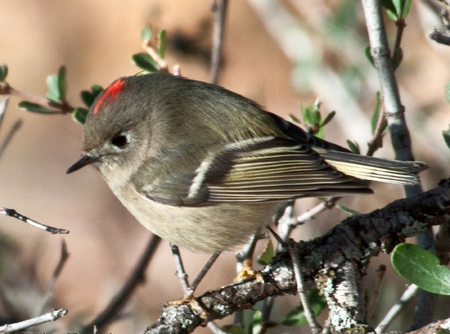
left=136, top=136, right=372, bottom=206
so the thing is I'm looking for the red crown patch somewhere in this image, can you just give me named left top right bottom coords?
left=93, top=78, right=126, bottom=115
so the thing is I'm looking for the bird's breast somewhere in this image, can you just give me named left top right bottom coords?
left=108, top=182, right=279, bottom=253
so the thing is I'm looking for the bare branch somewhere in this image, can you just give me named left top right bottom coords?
left=375, top=284, right=419, bottom=332
left=38, top=239, right=70, bottom=314
left=0, top=207, right=69, bottom=234
left=289, top=244, right=321, bottom=334
left=210, top=0, right=228, bottom=84
left=80, top=234, right=161, bottom=334
left=0, top=308, right=68, bottom=333
left=0, top=119, right=23, bottom=161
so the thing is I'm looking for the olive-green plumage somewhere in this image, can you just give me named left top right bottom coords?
left=68, top=72, right=427, bottom=253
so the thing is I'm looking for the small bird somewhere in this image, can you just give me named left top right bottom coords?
left=67, top=72, right=426, bottom=253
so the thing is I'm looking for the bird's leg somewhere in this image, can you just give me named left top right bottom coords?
left=182, top=251, right=221, bottom=300
left=166, top=251, right=221, bottom=324
left=167, top=251, right=221, bottom=304
left=235, top=232, right=264, bottom=283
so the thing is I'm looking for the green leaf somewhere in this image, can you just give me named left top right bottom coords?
left=222, top=324, right=245, bottom=334
left=158, top=29, right=167, bottom=59
left=131, top=53, right=159, bottom=72
left=443, top=125, right=450, bottom=149
left=336, top=205, right=361, bottom=216
left=346, top=140, right=360, bottom=154
left=398, top=0, right=412, bottom=19
left=382, top=0, right=399, bottom=20
left=302, top=105, right=320, bottom=126
left=301, top=105, right=311, bottom=125
left=281, top=290, right=326, bottom=326
left=0, top=65, right=8, bottom=82
left=320, top=110, right=335, bottom=127
left=257, top=240, right=274, bottom=266
left=46, top=75, right=60, bottom=102
left=365, top=46, right=375, bottom=67
left=315, top=125, right=324, bottom=139
left=310, top=109, right=320, bottom=125
left=370, top=92, right=382, bottom=134
left=288, top=114, right=301, bottom=124
left=58, top=66, right=66, bottom=101
left=331, top=0, right=358, bottom=30
left=72, top=107, right=89, bottom=125
left=46, top=66, right=66, bottom=102
left=18, top=101, right=59, bottom=114
left=445, top=82, right=450, bottom=104
left=141, top=26, right=152, bottom=43
left=383, top=0, right=412, bottom=20
left=81, top=85, right=103, bottom=107
left=392, top=243, right=450, bottom=295
left=248, top=311, right=263, bottom=334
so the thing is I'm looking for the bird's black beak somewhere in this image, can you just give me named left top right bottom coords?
left=66, top=155, right=99, bottom=174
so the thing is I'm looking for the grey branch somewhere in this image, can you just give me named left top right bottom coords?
left=0, top=308, right=68, bottom=333
left=0, top=207, right=69, bottom=234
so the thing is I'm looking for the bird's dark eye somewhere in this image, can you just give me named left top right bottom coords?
left=111, top=133, right=129, bottom=148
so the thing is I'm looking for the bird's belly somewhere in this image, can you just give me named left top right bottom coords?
left=111, top=184, right=279, bottom=253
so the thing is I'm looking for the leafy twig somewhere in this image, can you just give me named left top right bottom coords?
left=361, top=1, right=431, bottom=330
left=0, top=82, right=74, bottom=114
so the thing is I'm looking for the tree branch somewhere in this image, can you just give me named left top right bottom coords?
left=143, top=179, right=450, bottom=333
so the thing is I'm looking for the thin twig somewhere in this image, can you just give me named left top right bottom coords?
left=79, top=234, right=161, bottom=334
left=207, top=321, right=228, bottom=334
left=277, top=198, right=339, bottom=244
left=234, top=234, right=259, bottom=328
left=392, top=9, right=406, bottom=56
left=366, top=107, right=387, bottom=157
left=183, top=252, right=220, bottom=299
left=235, top=233, right=259, bottom=276
left=0, top=82, right=73, bottom=114
left=288, top=244, right=321, bottom=334
left=210, top=0, right=228, bottom=84
left=171, top=244, right=190, bottom=291
left=0, top=308, right=68, bottom=333
left=38, top=239, right=70, bottom=314
left=141, top=42, right=169, bottom=72
left=368, top=264, right=386, bottom=318
left=170, top=246, right=225, bottom=332
left=0, top=207, right=69, bottom=234
left=0, top=119, right=22, bottom=161
left=375, top=284, right=419, bottom=333
left=430, top=10, right=450, bottom=46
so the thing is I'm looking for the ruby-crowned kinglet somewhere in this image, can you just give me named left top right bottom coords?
left=67, top=72, right=426, bottom=253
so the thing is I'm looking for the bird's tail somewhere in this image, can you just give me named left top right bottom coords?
left=321, top=150, right=427, bottom=185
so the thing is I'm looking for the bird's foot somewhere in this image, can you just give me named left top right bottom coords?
left=234, top=258, right=264, bottom=283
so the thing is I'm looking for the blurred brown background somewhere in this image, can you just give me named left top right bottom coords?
left=0, top=1, right=449, bottom=333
